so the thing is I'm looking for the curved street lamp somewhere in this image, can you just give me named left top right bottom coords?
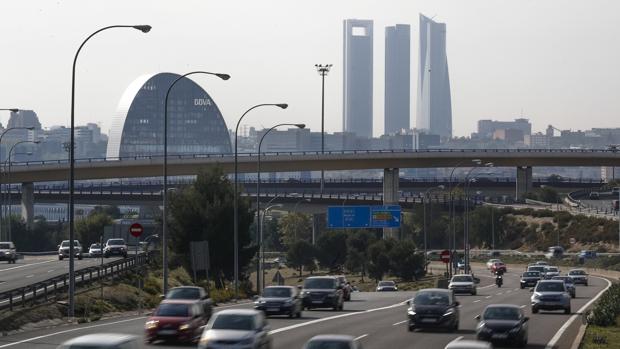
left=423, top=185, right=444, bottom=271
left=69, top=24, right=151, bottom=320
left=161, top=71, right=230, bottom=295
left=3, top=141, right=39, bottom=240
left=233, top=103, right=287, bottom=298
left=256, top=122, right=304, bottom=292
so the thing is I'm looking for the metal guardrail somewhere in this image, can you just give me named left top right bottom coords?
left=0, top=251, right=154, bottom=311
left=6, top=148, right=620, bottom=168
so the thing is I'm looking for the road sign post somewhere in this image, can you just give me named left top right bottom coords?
left=129, top=223, right=143, bottom=263
left=327, top=205, right=401, bottom=229
left=440, top=250, right=450, bottom=277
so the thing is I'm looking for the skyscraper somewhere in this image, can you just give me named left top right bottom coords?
left=384, top=24, right=411, bottom=135
left=343, top=19, right=373, bottom=138
left=416, top=14, right=452, bottom=140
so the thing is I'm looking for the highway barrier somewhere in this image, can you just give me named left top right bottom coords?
left=0, top=251, right=154, bottom=312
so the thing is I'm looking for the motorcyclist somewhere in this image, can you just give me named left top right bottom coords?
left=495, top=269, right=504, bottom=287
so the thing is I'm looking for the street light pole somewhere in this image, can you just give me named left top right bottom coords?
left=69, top=24, right=151, bottom=320
left=256, top=123, right=304, bottom=293
left=259, top=203, right=282, bottom=291
left=423, top=185, right=444, bottom=272
left=315, top=64, right=332, bottom=194
left=162, top=71, right=230, bottom=295
left=234, top=104, right=288, bottom=299
left=4, top=145, right=37, bottom=240
left=463, top=162, right=493, bottom=273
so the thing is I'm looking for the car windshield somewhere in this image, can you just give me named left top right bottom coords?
left=210, top=314, right=255, bottom=331
left=263, top=287, right=292, bottom=298
left=452, top=276, right=472, bottom=282
left=413, top=292, right=450, bottom=306
left=483, top=307, right=520, bottom=321
left=569, top=270, right=586, bottom=275
left=305, top=340, right=353, bottom=349
left=166, top=288, right=200, bottom=300
left=0, top=243, right=11, bottom=249
left=90, top=244, right=100, bottom=249
left=61, top=241, right=79, bottom=247
left=528, top=266, right=545, bottom=272
left=536, top=282, right=565, bottom=292
left=107, top=239, right=125, bottom=246
left=523, top=272, right=539, bottom=277
left=304, top=278, right=335, bottom=289
left=546, top=267, right=559, bottom=272
left=379, top=281, right=395, bottom=286
left=155, top=303, right=189, bottom=317
left=552, top=277, right=573, bottom=283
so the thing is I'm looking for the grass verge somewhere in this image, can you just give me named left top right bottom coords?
left=581, top=321, right=620, bottom=348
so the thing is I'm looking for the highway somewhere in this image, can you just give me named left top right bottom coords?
left=0, top=264, right=610, bottom=349
left=0, top=255, right=124, bottom=293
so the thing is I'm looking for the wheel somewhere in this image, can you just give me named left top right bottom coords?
left=78, top=255, right=83, bottom=260
left=453, top=320, right=459, bottom=331
left=520, top=285, right=524, bottom=289
left=333, top=304, right=339, bottom=311
left=471, top=289, right=477, bottom=296
left=408, top=323, right=415, bottom=332
left=59, top=255, right=63, bottom=260
left=532, top=307, right=539, bottom=314
left=585, top=282, right=588, bottom=286
left=565, top=307, right=571, bottom=314
left=288, top=310, right=294, bottom=318
left=518, top=336, right=527, bottom=348
left=572, top=293, right=576, bottom=299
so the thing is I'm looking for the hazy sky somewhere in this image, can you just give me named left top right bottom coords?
left=1, top=0, right=619, bottom=137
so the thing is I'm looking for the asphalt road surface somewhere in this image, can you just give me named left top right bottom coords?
left=0, top=255, right=124, bottom=293
left=0, top=265, right=610, bottom=349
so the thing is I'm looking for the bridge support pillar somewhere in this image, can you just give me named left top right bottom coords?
left=21, top=182, right=34, bottom=228
left=516, top=166, right=533, bottom=201
left=383, top=168, right=400, bottom=239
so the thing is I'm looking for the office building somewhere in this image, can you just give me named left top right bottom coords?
left=343, top=19, right=373, bottom=138
left=477, top=118, right=532, bottom=139
left=416, top=14, right=452, bottom=140
left=106, top=72, right=232, bottom=158
left=384, top=24, right=411, bottom=135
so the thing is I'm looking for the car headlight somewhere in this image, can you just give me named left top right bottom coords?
left=509, top=326, right=521, bottom=334
left=145, top=320, right=159, bottom=329
left=532, top=293, right=540, bottom=300
left=407, top=307, right=416, bottom=316
left=478, top=323, right=492, bottom=333
left=302, top=291, right=310, bottom=296
left=179, top=323, right=190, bottom=331
left=198, top=336, right=209, bottom=347
left=443, top=309, right=455, bottom=317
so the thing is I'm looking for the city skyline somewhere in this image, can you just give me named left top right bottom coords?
left=0, top=0, right=619, bottom=139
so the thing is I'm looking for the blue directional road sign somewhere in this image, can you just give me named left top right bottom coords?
left=328, top=205, right=401, bottom=229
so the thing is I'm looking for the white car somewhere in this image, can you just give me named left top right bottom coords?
left=445, top=339, right=493, bottom=349
left=199, top=309, right=272, bottom=349
left=58, top=240, right=83, bottom=260
left=543, top=266, right=561, bottom=279
left=104, top=238, right=128, bottom=258
left=449, top=274, right=477, bottom=295
left=88, top=243, right=102, bottom=257
left=0, top=241, right=17, bottom=264
left=486, top=259, right=501, bottom=269
left=303, top=335, right=362, bottom=349
left=57, top=334, right=139, bottom=349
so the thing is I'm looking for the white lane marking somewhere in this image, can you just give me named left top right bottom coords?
left=520, top=305, right=526, bottom=308
left=47, top=270, right=54, bottom=273
left=393, top=320, right=407, bottom=326
left=506, top=290, right=512, bottom=294
left=497, top=292, right=503, bottom=295
left=485, top=296, right=492, bottom=299
left=473, top=300, right=481, bottom=303
left=545, top=276, right=612, bottom=349
left=25, top=275, right=34, bottom=278
left=447, top=336, right=464, bottom=345
left=269, top=301, right=405, bottom=335
left=354, top=334, right=368, bottom=341
left=479, top=284, right=495, bottom=289
left=514, top=288, right=519, bottom=291
left=0, top=260, right=54, bottom=272
left=0, top=316, right=148, bottom=348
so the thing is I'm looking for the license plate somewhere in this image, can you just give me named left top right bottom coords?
left=267, top=307, right=280, bottom=312
left=492, top=334, right=508, bottom=339
left=421, top=318, right=436, bottom=323
left=312, top=300, right=323, bottom=304
left=158, top=330, right=177, bottom=335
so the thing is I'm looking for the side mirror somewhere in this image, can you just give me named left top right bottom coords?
left=297, top=285, right=303, bottom=290
left=529, top=288, right=535, bottom=292
left=252, top=295, right=260, bottom=301
left=473, top=277, right=481, bottom=284
left=475, top=315, right=481, bottom=321
left=262, top=324, right=271, bottom=332
left=406, top=300, right=411, bottom=306
left=523, top=316, right=530, bottom=322
left=454, top=301, right=460, bottom=307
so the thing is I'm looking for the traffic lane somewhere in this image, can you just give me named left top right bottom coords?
left=0, top=256, right=124, bottom=292
left=0, top=256, right=55, bottom=271
left=0, top=292, right=413, bottom=349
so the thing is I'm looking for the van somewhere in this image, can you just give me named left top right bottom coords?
left=545, top=246, right=564, bottom=259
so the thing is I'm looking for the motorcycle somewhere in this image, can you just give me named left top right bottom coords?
left=495, top=275, right=503, bottom=288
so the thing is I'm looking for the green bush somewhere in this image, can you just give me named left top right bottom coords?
left=588, top=283, right=620, bottom=326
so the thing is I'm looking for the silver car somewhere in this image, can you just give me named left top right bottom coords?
left=530, top=280, right=571, bottom=314
left=568, top=269, right=589, bottom=286
left=198, top=309, right=271, bottom=349
left=303, top=334, right=363, bottom=349
left=543, top=266, right=560, bottom=279
left=58, top=240, right=83, bottom=260
left=449, top=274, right=477, bottom=295
left=0, top=241, right=17, bottom=264
left=57, top=334, right=139, bottom=349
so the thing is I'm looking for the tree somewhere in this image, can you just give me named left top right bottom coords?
left=388, top=240, right=424, bottom=281
left=279, top=212, right=312, bottom=246
left=168, top=168, right=256, bottom=287
left=367, top=240, right=391, bottom=282
left=9, top=216, right=59, bottom=252
left=287, top=240, right=316, bottom=277
left=75, top=211, right=113, bottom=246
left=316, top=230, right=348, bottom=272
left=262, top=216, right=285, bottom=252
left=90, top=205, right=121, bottom=219
left=345, top=230, right=375, bottom=281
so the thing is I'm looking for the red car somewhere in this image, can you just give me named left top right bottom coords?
left=491, top=262, right=507, bottom=274
left=145, top=300, right=207, bottom=343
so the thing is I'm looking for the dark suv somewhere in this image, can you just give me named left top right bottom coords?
left=407, top=288, right=460, bottom=332
left=301, top=276, right=344, bottom=311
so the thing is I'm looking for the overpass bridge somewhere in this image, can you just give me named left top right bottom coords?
left=2, top=148, right=617, bottom=234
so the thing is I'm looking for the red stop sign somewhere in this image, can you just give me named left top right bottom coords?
left=129, top=223, right=144, bottom=238
left=440, top=250, right=451, bottom=264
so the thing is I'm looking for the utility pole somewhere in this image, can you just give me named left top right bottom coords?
left=315, top=64, right=332, bottom=194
